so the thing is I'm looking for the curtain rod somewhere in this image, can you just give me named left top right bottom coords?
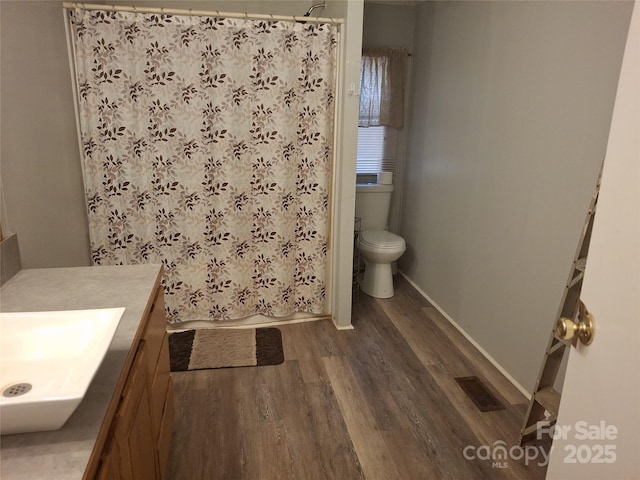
left=62, top=2, right=344, bottom=25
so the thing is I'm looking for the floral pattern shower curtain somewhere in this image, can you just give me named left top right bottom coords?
left=68, top=8, right=337, bottom=323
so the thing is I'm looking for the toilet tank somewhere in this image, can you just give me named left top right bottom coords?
left=355, top=183, right=394, bottom=231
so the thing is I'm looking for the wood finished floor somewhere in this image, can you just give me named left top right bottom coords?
left=167, top=276, right=549, bottom=480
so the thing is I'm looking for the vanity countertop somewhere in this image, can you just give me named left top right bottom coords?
left=0, top=264, right=163, bottom=480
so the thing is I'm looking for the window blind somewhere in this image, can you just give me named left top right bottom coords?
left=356, top=126, right=398, bottom=174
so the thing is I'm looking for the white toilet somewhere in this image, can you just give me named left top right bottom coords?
left=355, top=183, right=406, bottom=298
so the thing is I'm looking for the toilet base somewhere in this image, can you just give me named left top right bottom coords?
left=360, top=261, right=395, bottom=298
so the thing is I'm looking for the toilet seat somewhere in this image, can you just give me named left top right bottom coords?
left=359, top=230, right=406, bottom=250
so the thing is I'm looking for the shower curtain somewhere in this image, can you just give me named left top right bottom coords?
left=67, top=8, right=338, bottom=323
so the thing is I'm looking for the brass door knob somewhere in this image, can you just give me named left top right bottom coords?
left=556, top=300, right=595, bottom=346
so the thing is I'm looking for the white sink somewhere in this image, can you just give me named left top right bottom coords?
left=0, top=308, right=125, bottom=435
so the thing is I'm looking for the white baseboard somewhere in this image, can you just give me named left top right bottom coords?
left=398, top=271, right=531, bottom=398
left=331, top=315, right=355, bottom=330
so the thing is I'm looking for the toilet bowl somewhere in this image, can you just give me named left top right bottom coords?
left=358, top=230, right=406, bottom=298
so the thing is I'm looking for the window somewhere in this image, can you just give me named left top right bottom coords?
left=356, top=126, right=398, bottom=175
left=357, top=47, right=406, bottom=176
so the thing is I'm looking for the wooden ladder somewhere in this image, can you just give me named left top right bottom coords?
left=519, top=171, right=602, bottom=445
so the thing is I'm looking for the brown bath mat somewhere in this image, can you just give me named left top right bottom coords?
left=169, top=327, right=284, bottom=372
left=454, top=376, right=505, bottom=412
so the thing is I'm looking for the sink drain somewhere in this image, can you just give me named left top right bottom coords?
left=3, top=383, right=32, bottom=397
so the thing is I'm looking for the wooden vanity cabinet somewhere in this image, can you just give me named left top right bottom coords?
left=91, top=286, right=174, bottom=480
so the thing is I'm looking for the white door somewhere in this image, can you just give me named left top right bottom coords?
left=546, top=3, right=640, bottom=479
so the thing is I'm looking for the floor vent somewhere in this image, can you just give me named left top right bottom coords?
left=454, top=376, right=505, bottom=412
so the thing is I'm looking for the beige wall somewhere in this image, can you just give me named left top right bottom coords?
left=110, top=0, right=319, bottom=15
left=400, top=0, right=633, bottom=390
left=362, top=2, right=415, bottom=235
left=363, top=2, right=414, bottom=49
left=1, top=1, right=91, bottom=268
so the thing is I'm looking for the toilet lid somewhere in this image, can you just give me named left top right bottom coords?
left=359, top=230, right=406, bottom=249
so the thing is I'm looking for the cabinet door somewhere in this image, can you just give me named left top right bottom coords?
left=150, top=333, right=171, bottom=428
left=95, top=436, right=122, bottom=480
left=89, top=284, right=174, bottom=480
left=114, top=344, right=158, bottom=480
left=144, top=289, right=167, bottom=377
